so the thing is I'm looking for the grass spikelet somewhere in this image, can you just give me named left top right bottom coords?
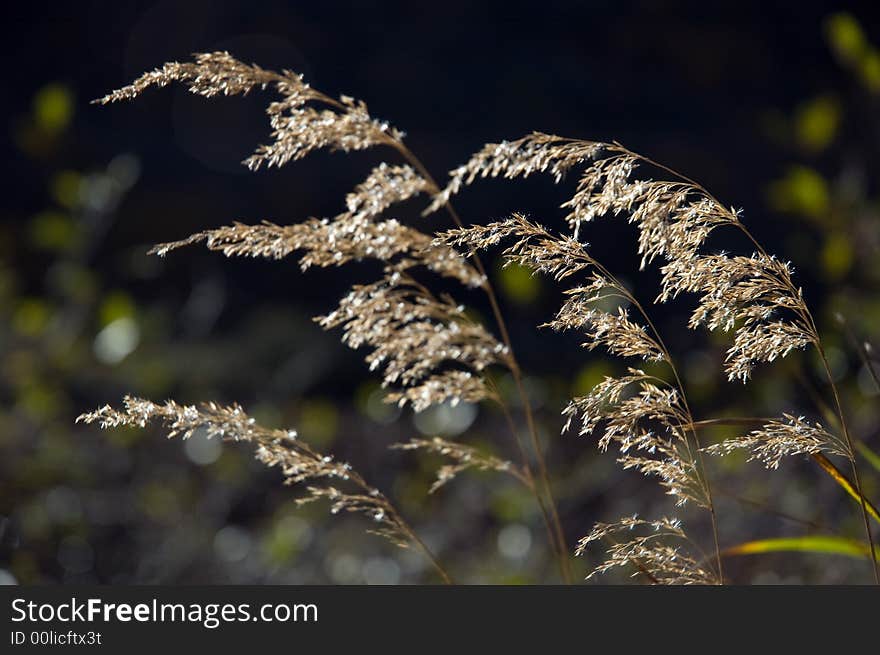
left=392, top=437, right=527, bottom=493
left=77, top=397, right=452, bottom=580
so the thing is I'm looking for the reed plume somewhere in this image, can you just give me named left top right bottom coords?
left=435, top=132, right=877, bottom=580
left=575, top=516, right=715, bottom=585
left=84, top=52, right=879, bottom=583
left=704, top=414, right=850, bottom=470
left=92, top=52, right=574, bottom=581
left=77, top=396, right=451, bottom=581
left=98, top=52, right=499, bottom=412
left=440, top=213, right=721, bottom=583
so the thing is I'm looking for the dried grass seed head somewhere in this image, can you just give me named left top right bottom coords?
left=77, top=397, right=414, bottom=547
left=392, top=437, right=521, bottom=493
left=704, top=413, right=851, bottom=469
left=576, top=515, right=717, bottom=585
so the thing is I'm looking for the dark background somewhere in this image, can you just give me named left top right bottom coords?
left=2, top=1, right=879, bottom=584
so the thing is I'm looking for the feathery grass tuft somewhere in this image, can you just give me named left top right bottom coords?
left=84, top=52, right=880, bottom=584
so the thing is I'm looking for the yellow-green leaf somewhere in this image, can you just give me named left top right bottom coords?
left=811, top=453, right=880, bottom=525
left=724, top=535, right=880, bottom=560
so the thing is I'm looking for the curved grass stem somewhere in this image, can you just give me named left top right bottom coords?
left=589, top=258, right=724, bottom=582
left=387, top=138, right=573, bottom=583
left=618, top=143, right=878, bottom=584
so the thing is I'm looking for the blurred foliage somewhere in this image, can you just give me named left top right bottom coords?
left=794, top=95, right=840, bottom=153
left=497, top=262, right=542, bottom=306
left=767, top=13, right=880, bottom=336
left=826, top=13, right=880, bottom=93
left=767, top=165, right=830, bottom=219
left=33, top=84, right=74, bottom=135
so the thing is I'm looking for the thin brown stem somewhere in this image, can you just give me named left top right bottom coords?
left=594, top=261, right=724, bottom=582
left=387, top=138, right=572, bottom=582
left=493, top=394, right=572, bottom=579
left=486, top=381, right=535, bottom=488
left=836, top=313, right=880, bottom=393
left=793, top=367, right=839, bottom=426
left=815, top=343, right=879, bottom=582
left=492, top=390, right=566, bottom=560
left=690, top=417, right=774, bottom=429
left=509, top=367, right=573, bottom=581
left=642, top=307, right=724, bottom=583
left=601, top=536, right=660, bottom=585
left=343, top=470, right=454, bottom=584
left=615, top=142, right=877, bottom=583
left=690, top=416, right=880, bottom=525
left=406, top=529, right=454, bottom=584
left=716, top=488, right=826, bottom=530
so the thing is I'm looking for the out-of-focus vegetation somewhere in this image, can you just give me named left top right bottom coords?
left=763, top=12, right=880, bottom=428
